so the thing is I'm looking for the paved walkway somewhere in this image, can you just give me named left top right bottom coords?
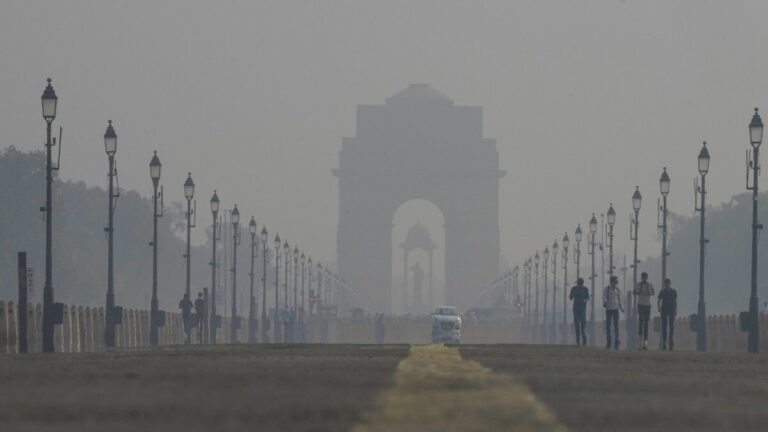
left=355, top=344, right=567, bottom=432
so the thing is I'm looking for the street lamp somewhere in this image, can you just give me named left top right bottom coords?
left=658, top=168, right=670, bottom=320
left=693, top=141, right=710, bottom=352
left=248, top=216, right=258, bottom=343
left=607, top=203, right=616, bottom=280
left=260, top=226, right=268, bottom=343
left=41, top=79, right=60, bottom=353
left=542, top=247, right=549, bottom=343
left=317, top=262, right=323, bottom=316
left=274, top=234, right=281, bottom=343
left=183, top=173, right=196, bottom=344
left=230, top=204, right=240, bottom=343
left=627, top=186, right=642, bottom=350
left=551, top=240, right=558, bottom=344
left=293, top=247, right=299, bottom=312
left=300, top=253, right=306, bottom=312
left=104, top=120, right=120, bottom=348
left=209, top=190, right=220, bottom=343
left=562, top=233, right=569, bottom=344
left=283, top=241, right=290, bottom=342
left=747, top=109, right=763, bottom=353
left=307, top=256, right=313, bottom=316
left=588, top=214, right=598, bottom=345
left=534, top=251, right=540, bottom=343
left=149, top=151, right=163, bottom=347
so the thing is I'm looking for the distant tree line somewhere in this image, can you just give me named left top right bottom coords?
left=0, top=147, right=267, bottom=313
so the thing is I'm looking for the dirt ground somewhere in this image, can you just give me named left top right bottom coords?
left=0, top=344, right=408, bottom=432
left=461, top=344, right=768, bottom=432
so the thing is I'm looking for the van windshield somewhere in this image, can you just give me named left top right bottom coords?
left=434, top=308, right=458, bottom=316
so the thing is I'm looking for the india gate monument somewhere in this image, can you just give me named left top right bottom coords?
left=335, top=84, right=505, bottom=313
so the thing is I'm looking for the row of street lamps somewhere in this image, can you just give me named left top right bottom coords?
left=36, top=79, right=345, bottom=352
left=496, top=109, right=762, bottom=353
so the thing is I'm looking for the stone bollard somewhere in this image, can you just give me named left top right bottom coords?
left=95, top=307, right=105, bottom=350
left=8, top=302, right=18, bottom=354
left=84, top=307, right=93, bottom=352
left=34, top=303, right=43, bottom=353
left=0, top=301, right=7, bottom=354
left=71, top=305, right=81, bottom=353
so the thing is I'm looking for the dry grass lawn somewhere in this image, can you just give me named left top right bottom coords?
left=0, top=344, right=408, bottom=432
left=461, top=344, right=768, bottom=432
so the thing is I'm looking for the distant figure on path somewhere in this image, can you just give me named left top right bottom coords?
left=569, top=278, right=589, bottom=346
left=375, top=313, right=386, bottom=344
left=603, top=276, right=623, bottom=350
left=179, top=293, right=194, bottom=345
left=633, top=272, right=655, bottom=350
left=657, top=278, right=677, bottom=351
left=194, top=292, right=205, bottom=344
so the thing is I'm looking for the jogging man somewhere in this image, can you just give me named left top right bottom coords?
left=658, top=278, right=677, bottom=351
left=633, top=272, right=655, bottom=350
left=603, top=275, right=624, bottom=350
left=569, top=278, right=590, bottom=346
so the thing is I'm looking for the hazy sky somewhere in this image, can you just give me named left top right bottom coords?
left=2, top=1, right=768, bottom=273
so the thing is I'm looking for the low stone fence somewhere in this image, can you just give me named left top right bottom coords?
left=3, top=299, right=767, bottom=353
left=0, top=300, right=251, bottom=354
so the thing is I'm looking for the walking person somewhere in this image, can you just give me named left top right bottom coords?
left=603, top=276, right=624, bottom=350
left=194, top=292, right=206, bottom=344
left=633, top=272, right=655, bottom=350
left=179, top=293, right=194, bottom=345
left=658, top=278, right=677, bottom=351
left=569, top=278, right=590, bottom=346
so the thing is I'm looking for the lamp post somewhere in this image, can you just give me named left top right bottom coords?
left=274, top=234, right=281, bottom=343
left=694, top=141, right=710, bottom=352
left=551, top=240, right=558, bottom=344
left=300, top=253, right=306, bottom=311
left=183, top=173, right=195, bottom=344
left=209, top=191, right=220, bottom=343
left=282, top=241, right=290, bottom=342
left=230, top=205, right=240, bottom=343
left=747, top=108, right=763, bottom=353
left=104, top=120, right=119, bottom=348
left=542, top=247, right=549, bottom=342
left=607, top=204, right=616, bottom=280
left=317, top=262, right=323, bottom=316
left=534, top=252, right=540, bottom=342
left=588, top=214, right=598, bottom=345
left=562, top=233, right=569, bottom=344
left=629, top=187, right=641, bottom=350
left=293, top=247, right=299, bottom=312
left=149, top=152, right=163, bottom=347
left=307, top=256, right=313, bottom=315
left=292, top=246, right=299, bottom=342
left=574, top=225, right=582, bottom=281
left=248, top=216, right=258, bottom=343
left=41, top=79, right=59, bottom=353
left=260, top=227, right=268, bottom=343
left=658, top=167, right=670, bottom=311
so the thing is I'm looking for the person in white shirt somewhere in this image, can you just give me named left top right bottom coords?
left=633, top=272, right=655, bottom=350
left=603, top=276, right=624, bottom=350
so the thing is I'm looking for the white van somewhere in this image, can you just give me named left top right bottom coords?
left=431, top=306, right=461, bottom=344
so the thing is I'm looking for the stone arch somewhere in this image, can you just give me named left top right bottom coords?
left=336, top=84, right=505, bottom=312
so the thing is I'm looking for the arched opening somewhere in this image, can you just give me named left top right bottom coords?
left=391, top=199, right=445, bottom=315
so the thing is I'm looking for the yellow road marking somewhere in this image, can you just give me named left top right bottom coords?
left=355, top=344, right=567, bottom=432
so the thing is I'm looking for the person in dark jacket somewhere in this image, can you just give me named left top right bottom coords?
left=657, top=278, right=677, bottom=351
left=179, top=293, right=194, bottom=345
left=569, top=278, right=590, bottom=346
left=194, top=292, right=206, bottom=344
